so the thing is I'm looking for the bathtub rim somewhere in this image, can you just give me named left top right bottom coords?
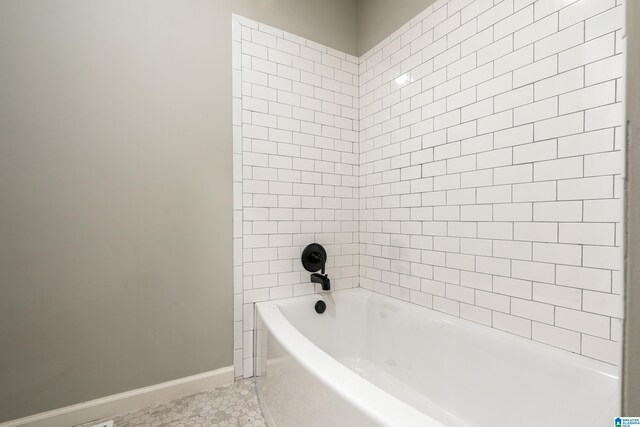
left=263, top=288, right=620, bottom=378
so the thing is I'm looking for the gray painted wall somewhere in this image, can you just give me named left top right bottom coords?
left=624, top=0, right=640, bottom=415
left=357, top=0, right=435, bottom=54
left=0, top=0, right=357, bottom=422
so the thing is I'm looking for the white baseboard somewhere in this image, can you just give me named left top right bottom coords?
left=0, top=366, right=234, bottom=427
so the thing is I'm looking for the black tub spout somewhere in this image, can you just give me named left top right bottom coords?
left=311, top=272, right=331, bottom=291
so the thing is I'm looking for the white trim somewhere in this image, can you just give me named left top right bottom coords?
left=0, top=366, right=234, bottom=427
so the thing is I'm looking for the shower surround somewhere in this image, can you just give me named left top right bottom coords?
left=232, top=16, right=361, bottom=378
left=233, top=0, right=624, bottom=378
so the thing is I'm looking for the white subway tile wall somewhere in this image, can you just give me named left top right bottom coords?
left=358, top=0, right=624, bottom=366
left=232, top=15, right=360, bottom=378
left=233, top=0, right=624, bottom=378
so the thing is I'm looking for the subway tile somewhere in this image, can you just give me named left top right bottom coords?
left=448, top=19, right=478, bottom=48
left=446, top=283, right=475, bottom=304
left=447, top=154, right=476, bottom=173
left=534, top=157, right=584, bottom=181
left=495, top=45, right=534, bottom=76
left=511, top=298, right=554, bottom=324
left=583, top=290, right=623, bottom=318
left=584, top=151, right=623, bottom=177
left=532, top=323, right=581, bottom=353
left=585, top=102, right=623, bottom=131
left=558, top=128, right=614, bottom=157
left=495, top=5, right=534, bottom=39
left=478, top=36, right=514, bottom=66
left=559, top=80, right=616, bottom=115
left=582, top=335, right=620, bottom=364
left=533, top=242, right=582, bottom=265
left=422, top=278, right=446, bottom=296
left=477, top=185, right=513, bottom=203
left=460, top=169, right=493, bottom=188
left=585, top=5, right=623, bottom=41
left=559, top=33, right=615, bottom=72
left=493, top=312, right=531, bottom=338
left=493, top=203, right=531, bottom=222
left=477, top=73, right=513, bottom=100
left=556, top=307, right=610, bottom=338
left=478, top=111, right=513, bottom=134
left=461, top=205, right=493, bottom=221
left=461, top=303, right=493, bottom=326
left=534, top=22, right=584, bottom=61
left=556, top=264, right=611, bottom=292
left=459, top=271, right=492, bottom=291
left=477, top=290, right=511, bottom=312
left=448, top=54, right=478, bottom=79
left=534, top=0, right=578, bottom=21
left=583, top=199, right=622, bottom=222
left=478, top=0, right=514, bottom=31
left=514, top=97, right=558, bottom=125
left=533, top=201, right=583, bottom=222
left=494, top=240, right=532, bottom=260
left=461, top=62, right=494, bottom=89
left=583, top=245, right=621, bottom=270
left=495, top=85, right=534, bottom=112
left=557, top=176, right=614, bottom=200
left=513, top=55, right=557, bottom=88
left=493, top=276, right=532, bottom=299
left=434, top=110, right=462, bottom=131
left=448, top=221, right=477, bottom=238
left=533, top=282, right=582, bottom=309
left=478, top=146, right=514, bottom=168
left=461, top=238, right=493, bottom=256
left=461, top=98, right=494, bottom=122
left=512, top=181, right=557, bottom=202
left=585, top=54, right=624, bottom=86
left=494, top=164, right=533, bottom=185
left=559, top=0, right=616, bottom=29
left=447, top=188, right=477, bottom=204
left=461, top=134, right=494, bottom=155
left=515, top=1, right=535, bottom=12
left=534, top=112, right=583, bottom=140
left=477, top=222, right=513, bottom=240
left=433, top=296, right=461, bottom=316
left=461, top=0, right=494, bottom=23
left=476, top=255, right=512, bottom=276
left=449, top=0, right=476, bottom=16
left=514, top=13, right=558, bottom=49
left=534, top=68, right=584, bottom=101
left=494, top=124, right=534, bottom=149
left=435, top=12, right=462, bottom=41
left=514, top=222, right=558, bottom=243
left=512, top=258, right=556, bottom=282
left=559, top=223, right=615, bottom=245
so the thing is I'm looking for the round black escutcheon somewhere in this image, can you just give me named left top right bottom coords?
left=301, top=243, right=327, bottom=273
left=315, top=300, right=326, bottom=314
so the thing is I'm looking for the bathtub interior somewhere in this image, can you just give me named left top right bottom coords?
left=257, top=289, right=620, bottom=427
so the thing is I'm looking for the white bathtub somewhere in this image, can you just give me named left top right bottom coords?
left=254, top=288, right=619, bottom=427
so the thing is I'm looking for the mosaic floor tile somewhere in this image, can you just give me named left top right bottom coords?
left=77, top=379, right=265, bottom=427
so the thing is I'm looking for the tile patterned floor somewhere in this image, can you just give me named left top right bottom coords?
left=78, top=379, right=266, bottom=427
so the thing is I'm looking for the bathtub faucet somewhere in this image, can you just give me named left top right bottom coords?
left=311, top=272, right=331, bottom=291
left=309, top=251, right=326, bottom=274
left=302, top=243, right=331, bottom=291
